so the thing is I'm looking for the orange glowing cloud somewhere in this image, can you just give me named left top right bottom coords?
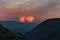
left=19, top=16, right=35, bottom=23
left=26, top=16, right=35, bottom=23
left=19, top=16, right=25, bottom=22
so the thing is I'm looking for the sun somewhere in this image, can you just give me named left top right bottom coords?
left=26, top=16, right=35, bottom=23
left=19, top=16, right=25, bottom=22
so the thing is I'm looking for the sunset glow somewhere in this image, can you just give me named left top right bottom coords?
left=19, top=16, right=35, bottom=23
left=19, top=16, right=25, bottom=22
left=26, top=16, right=35, bottom=23
left=0, top=0, right=60, bottom=22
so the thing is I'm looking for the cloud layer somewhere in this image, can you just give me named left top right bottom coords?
left=0, top=0, right=60, bottom=22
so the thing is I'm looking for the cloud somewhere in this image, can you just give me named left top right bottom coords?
left=0, top=0, right=60, bottom=22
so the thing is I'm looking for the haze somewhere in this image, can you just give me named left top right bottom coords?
left=0, top=0, right=60, bottom=22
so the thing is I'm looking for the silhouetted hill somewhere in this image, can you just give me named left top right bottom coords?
left=0, top=24, right=27, bottom=40
left=0, top=21, right=38, bottom=33
left=26, top=18, right=60, bottom=40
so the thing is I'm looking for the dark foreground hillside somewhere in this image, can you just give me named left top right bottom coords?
left=26, top=18, right=60, bottom=40
left=0, top=24, right=27, bottom=40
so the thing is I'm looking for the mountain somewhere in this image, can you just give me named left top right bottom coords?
left=0, top=24, right=27, bottom=40
left=0, top=21, right=38, bottom=33
left=26, top=18, right=60, bottom=40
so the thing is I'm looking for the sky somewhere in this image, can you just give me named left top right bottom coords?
left=0, top=0, right=60, bottom=22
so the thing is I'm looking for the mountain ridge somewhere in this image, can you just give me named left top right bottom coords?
left=26, top=18, right=60, bottom=40
left=30, top=18, right=60, bottom=32
left=0, top=21, right=38, bottom=33
left=0, top=24, right=27, bottom=40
